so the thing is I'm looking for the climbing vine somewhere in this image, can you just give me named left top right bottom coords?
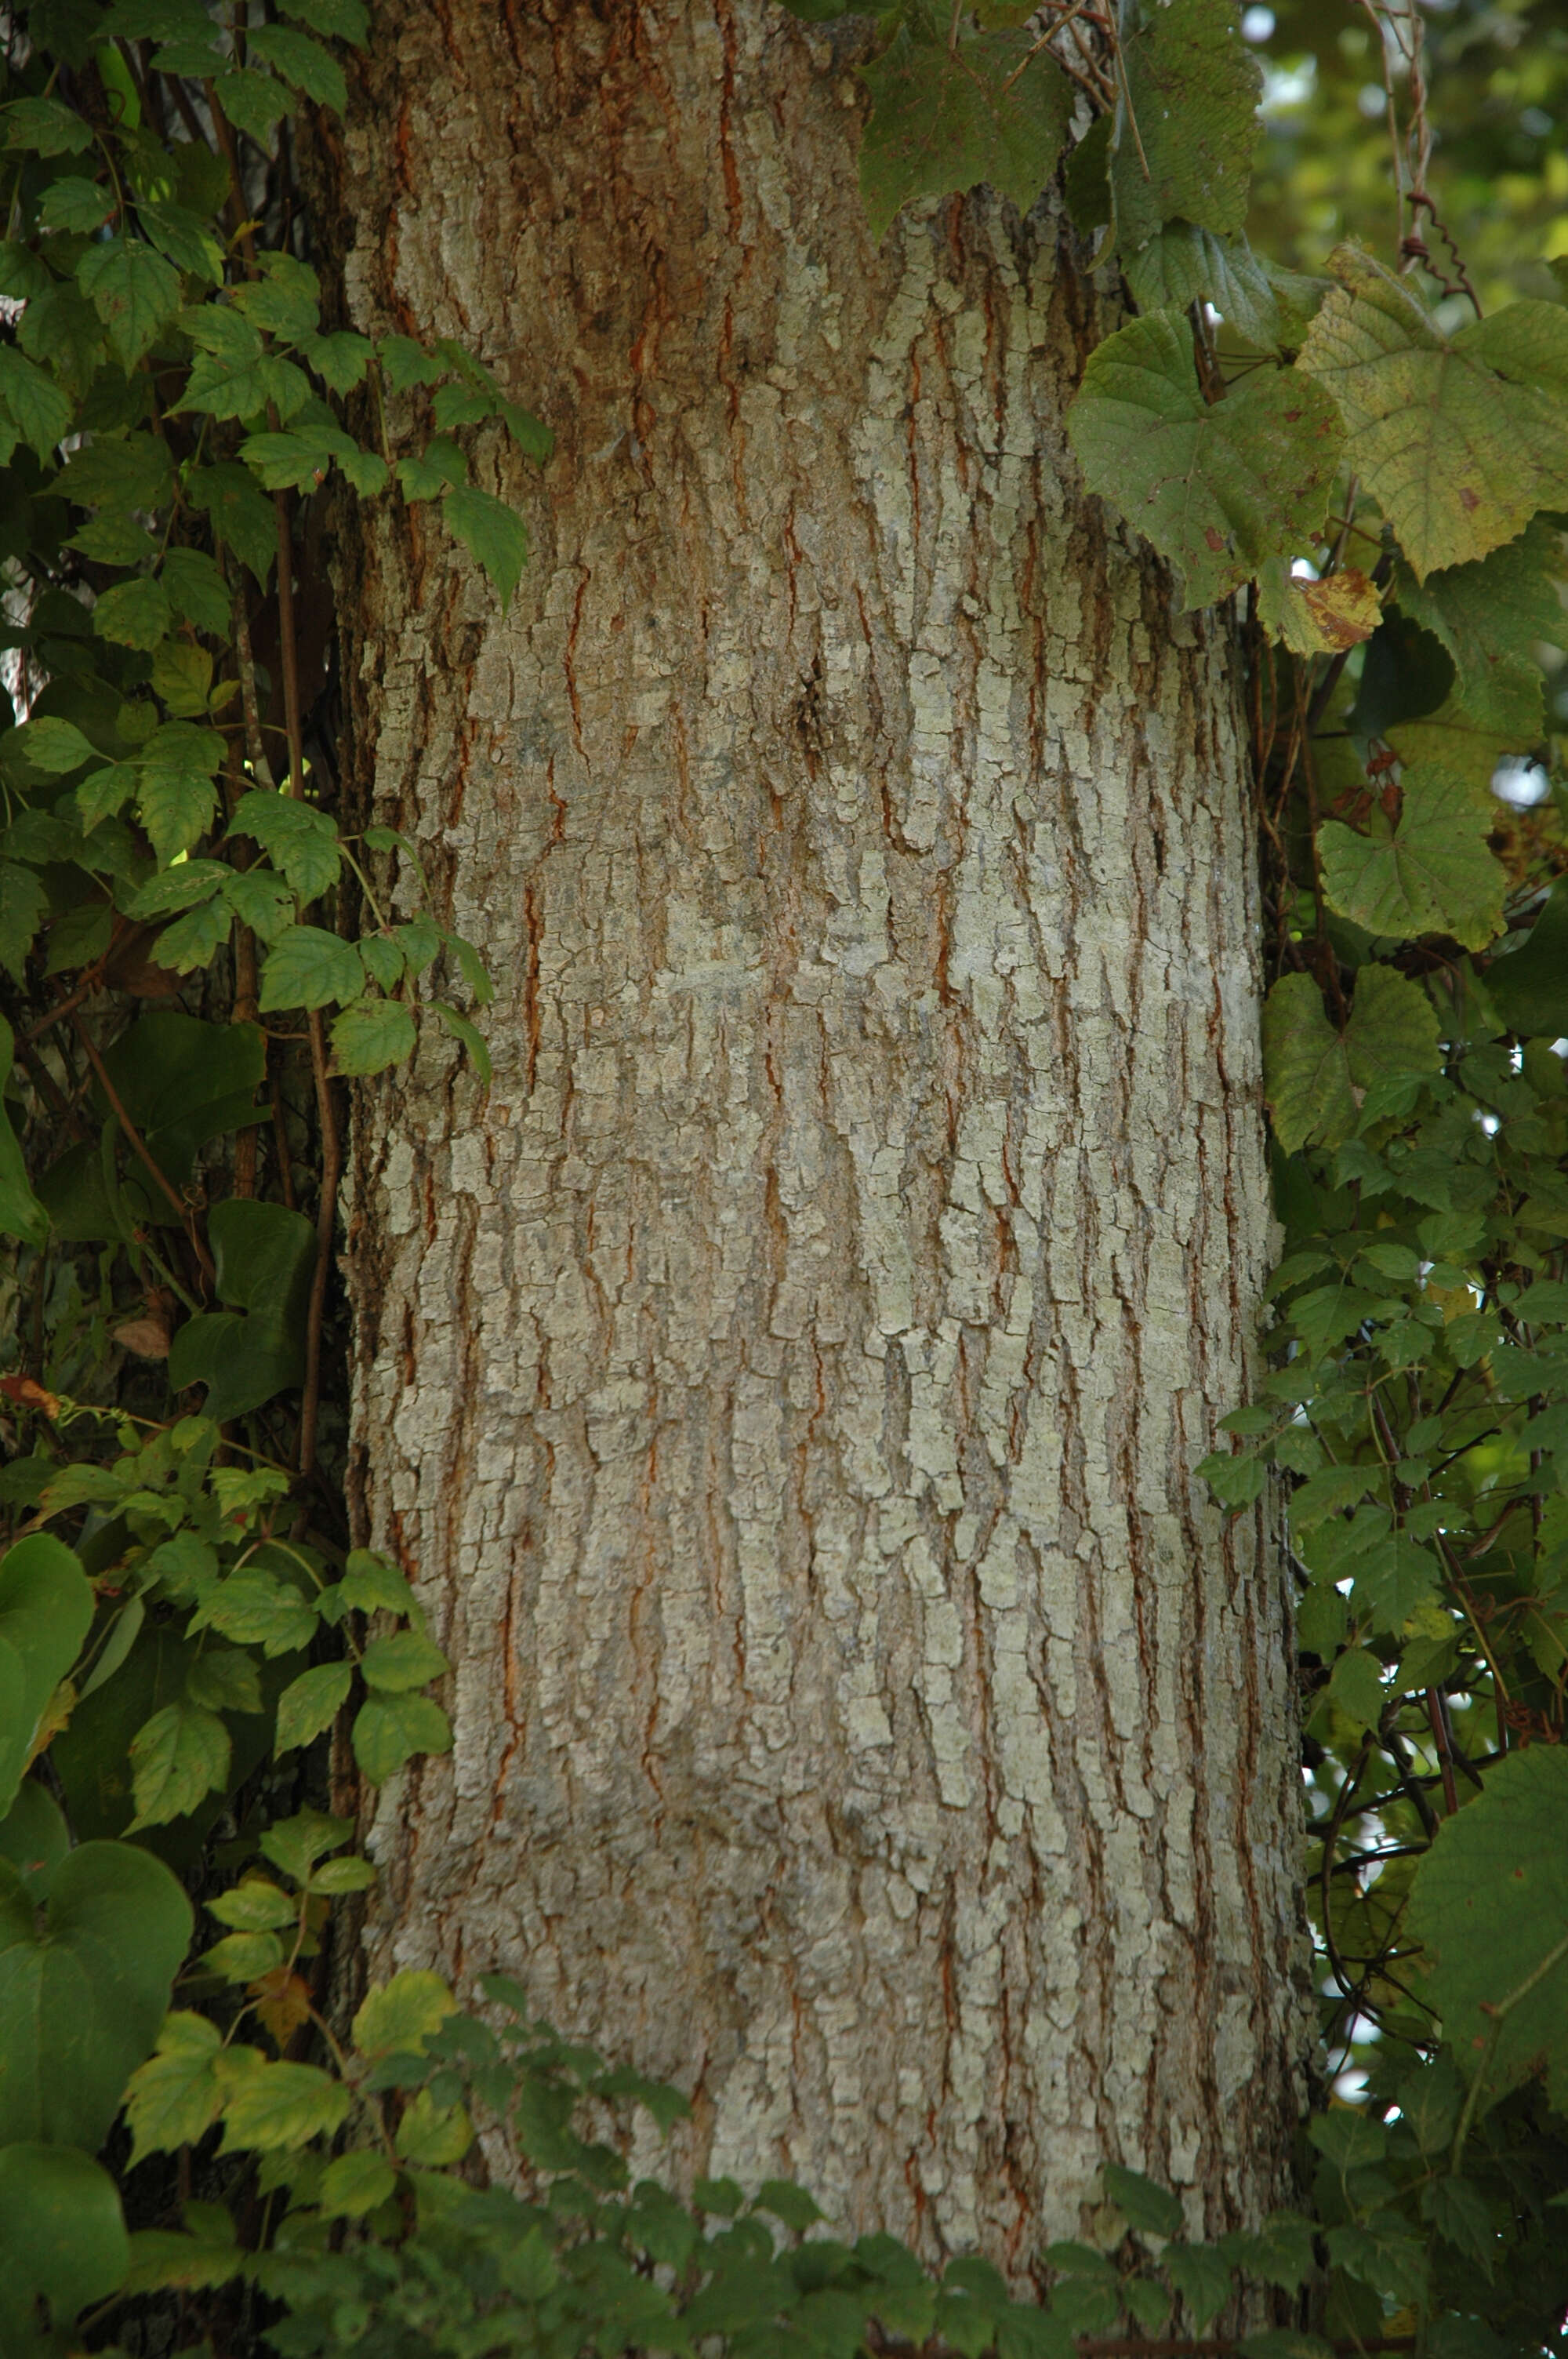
left=0, top=0, right=1565, bottom=2352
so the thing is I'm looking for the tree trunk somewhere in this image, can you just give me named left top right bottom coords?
left=332, top=0, right=1309, bottom=2264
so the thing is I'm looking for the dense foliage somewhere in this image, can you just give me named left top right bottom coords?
left=0, top=0, right=1566, bottom=2353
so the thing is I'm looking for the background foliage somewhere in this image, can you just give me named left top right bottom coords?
left=0, top=0, right=1566, bottom=2353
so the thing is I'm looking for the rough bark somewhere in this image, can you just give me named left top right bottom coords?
left=333, top=0, right=1309, bottom=2265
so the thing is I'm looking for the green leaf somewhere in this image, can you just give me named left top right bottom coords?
left=78, top=234, right=183, bottom=367
left=379, top=333, right=443, bottom=392
left=395, top=436, right=466, bottom=499
left=8, top=716, right=96, bottom=775
left=136, top=198, right=224, bottom=285
left=1112, top=0, right=1261, bottom=253
left=1261, top=963, right=1439, bottom=1154
left=186, top=1647, right=265, bottom=1715
left=1319, top=761, right=1505, bottom=951
left=1, top=96, right=94, bottom=154
left=1162, top=2241, right=1233, bottom=2329
left=187, top=459, right=277, bottom=583
left=1350, top=1536, right=1439, bottom=1636
left=217, top=2056, right=351, bottom=2152
left=1102, top=2163, right=1183, bottom=2238
left=1223, top=2211, right=1317, bottom=2292
left=308, top=1853, right=376, bottom=1893
left=351, top=1968, right=456, bottom=2057
left=1125, top=222, right=1282, bottom=348
left=1487, top=878, right=1568, bottom=1041
left=0, top=1837, right=192, bottom=2146
left=128, top=1699, right=232, bottom=1827
left=318, top=2148, right=397, bottom=2219
left=1066, top=314, right=1344, bottom=611
left=201, top=1928, right=285, bottom=1981
left=339, top=1550, right=416, bottom=1616
left=260, top=1807, right=354, bottom=1881
left=442, top=485, right=530, bottom=612
left=39, top=173, right=116, bottom=232
left=166, top=1196, right=315, bottom=1421
left=0, top=1778, right=69, bottom=1899
left=187, top=1568, right=318, bottom=1657
left=360, top=1630, right=449, bottom=1692
left=1406, top=1743, right=1568, bottom=2114
left=212, top=67, right=285, bottom=149
left=209, top=1877, right=296, bottom=1931
left=1326, top=1645, right=1385, bottom=1736
left=162, top=547, right=232, bottom=635
left=0, top=860, right=48, bottom=985
left=395, top=2085, right=472, bottom=2164
left=0, top=2146, right=129, bottom=2330
left=1298, top=245, right=1568, bottom=579
left=274, top=1660, right=352, bottom=1751
left=247, top=22, right=347, bottom=110
left=281, top=0, right=368, bottom=39
left=20, top=278, right=107, bottom=398
left=331, top=994, right=416, bottom=1075
left=857, top=23, right=1073, bottom=242
left=352, top=1691, right=453, bottom=1782
left=151, top=638, right=215, bottom=719
left=259, top=921, right=366, bottom=1011
left=137, top=761, right=218, bottom=864
left=93, top=572, right=174, bottom=650
left=299, top=328, right=376, bottom=392
left=1392, top=520, right=1563, bottom=736
left=223, top=866, right=296, bottom=942
left=0, top=1533, right=94, bottom=1813
left=123, top=2012, right=224, bottom=2161
left=0, top=344, right=74, bottom=456
left=227, top=251, right=323, bottom=339
left=92, top=1008, right=263, bottom=1190
left=229, top=787, right=342, bottom=900
left=430, top=999, right=492, bottom=1085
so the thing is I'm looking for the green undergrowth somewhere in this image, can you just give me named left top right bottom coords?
left=1, top=0, right=1566, bottom=2352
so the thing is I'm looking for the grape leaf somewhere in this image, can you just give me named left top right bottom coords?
left=857, top=21, right=1074, bottom=242
left=1112, top=0, right=1261, bottom=253
left=1393, top=520, right=1563, bottom=736
left=1067, top=314, right=1344, bottom=610
left=1124, top=221, right=1281, bottom=348
left=1298, top=245, right=1568, bottom=579
left=1318, top=761, right=1506, bottom=951
left=1261, top=963, right=1439, bottom=1154
left=1406, top=1744, right=1568, bottom=2113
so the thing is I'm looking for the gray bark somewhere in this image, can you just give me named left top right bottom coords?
left=332, top=0, right=1309, bottom=2266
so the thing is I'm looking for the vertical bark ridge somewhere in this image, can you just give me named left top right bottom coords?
left=334, top=0, right=1310, bottom=2263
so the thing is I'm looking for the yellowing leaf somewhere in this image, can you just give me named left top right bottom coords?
left=1258, top=562, right=1381, bottom=655
left=217, top=2058, right=350, bottom=2153
left=1318, top=761, right=1506, bottom=951
left=1067, top=314, right=1343, bottom=611
left=351, top=1968, right=456, bottom=2059
left=1298, top=246, right=1568, bottom=579
left=124, top=2013, right=224, bottom=2164
left=394, top=2086, right=473, bottom=2165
